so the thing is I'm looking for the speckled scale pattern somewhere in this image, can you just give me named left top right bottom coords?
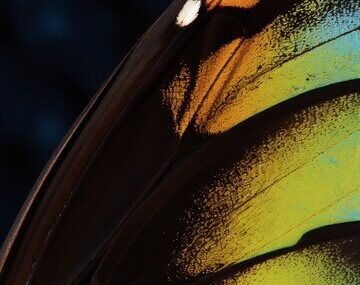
left=1, top=0, right=359, bottom=284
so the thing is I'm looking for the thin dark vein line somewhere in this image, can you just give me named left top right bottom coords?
left=210, top=26, right=360, bottom=117
left=229, top=127, right=360, bottom=220
left=183, top=38, right=245, bottom=135
left=178, top=112, right=360, bottom=265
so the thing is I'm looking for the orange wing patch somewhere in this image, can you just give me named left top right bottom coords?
left=206, top=0, right=261, bottom=10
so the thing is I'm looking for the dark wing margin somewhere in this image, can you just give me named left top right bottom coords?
left=0, top=0, right=189, bottom=283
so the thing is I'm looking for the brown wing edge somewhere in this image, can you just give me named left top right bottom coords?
left=0, top=0, right=188, bottom=281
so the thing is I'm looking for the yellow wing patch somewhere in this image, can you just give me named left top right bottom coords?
left=172, top=92, right=360, bottom=277
left=217, top=239, right=360, bottom=285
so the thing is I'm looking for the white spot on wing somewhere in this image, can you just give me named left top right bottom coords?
left=176, top=0, right=201, bottom=27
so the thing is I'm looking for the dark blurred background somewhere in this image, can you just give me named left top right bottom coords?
left=0, top=0, right=172, bottom=245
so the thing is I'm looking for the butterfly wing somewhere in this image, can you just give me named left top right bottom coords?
left=0, top=0, right=189, bottom=283
left=1, top=0, right=359, bottom=284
